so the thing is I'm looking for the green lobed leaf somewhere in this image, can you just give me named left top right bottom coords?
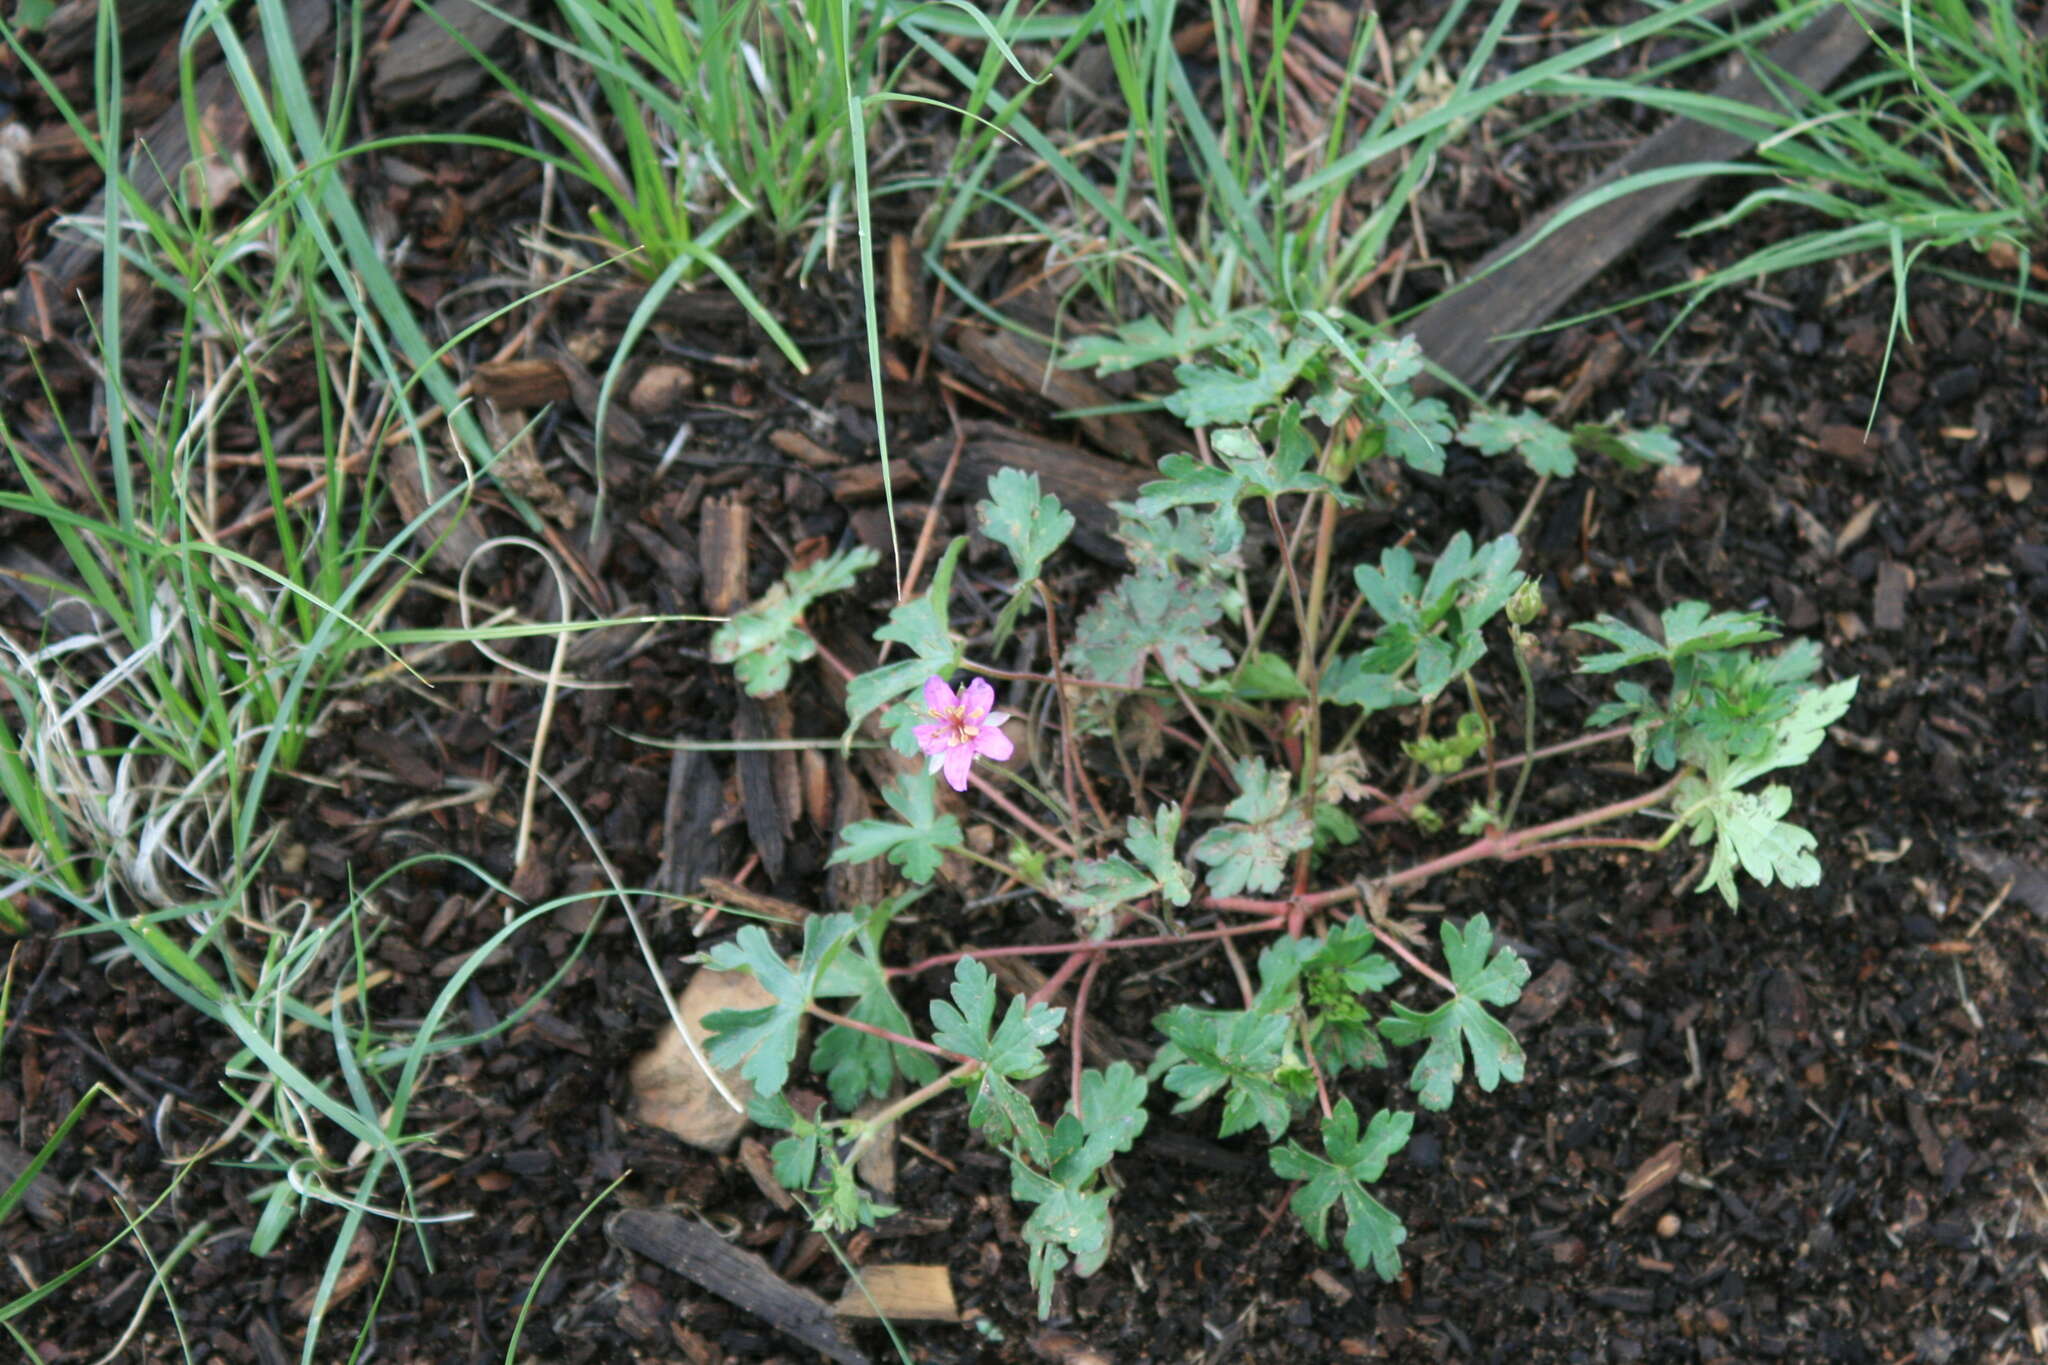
left=702, top=914, right=860, bottom=1097
left=709, top=546, right=879, bottom=696
left=1164, top=329, right=1321, bottom=427
left=1376, top=914, right=1529, bottom=1111
left=1060, top=305, right=1243, bottom=375
left=978, top=467, right=1074, bottom=584
left=1151, top=1004, right=1304, bottom=1141
left=1459, top=408, right=1577, bottom=478
left=1066, top=566, right=1234, bottom=688
left=827, top=773, right=964, bottom=884
left=1190, top=757, right=1316, bottom=897
left=1377, top=394, right=1454, bottom=473
left=1573, top=601, right=1779, bottom=673
left=1269, top=1099, right=1414, bottom=1280
left=929, top=957, right=1065, bottom=1162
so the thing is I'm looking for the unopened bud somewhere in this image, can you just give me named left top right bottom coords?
left=1507, top=579, right=1545, bottom=626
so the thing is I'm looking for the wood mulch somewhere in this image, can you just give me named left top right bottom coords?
left=0, top=3, right=2043, bottom=1362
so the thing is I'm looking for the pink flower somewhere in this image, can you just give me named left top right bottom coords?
left=913, top=676, right=1013, bottom=792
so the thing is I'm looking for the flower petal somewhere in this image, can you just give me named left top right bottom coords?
left=981, top=712, right=1011, bottom=729
left=961, top=677, right=996, bottom=721
left=922, top=675, right=957, bottom=716
left=973, top=727, right=1014, bottom=762
left=940, top=746, right=974, bottom=792
left=913, top=723, right=952, bottom=758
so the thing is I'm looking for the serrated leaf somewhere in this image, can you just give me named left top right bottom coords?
left=1124, top=805, right=1192, bottom=907
left=1458, top=408, right=1577, bottom=478
left=1208, top=418, right=1350, bottom=503
left=978, top=468, right=1074, bottom=584
left=1132, top=453, right=1245, bottom=517
left=808, top=898, right=941, bottom=1109
left=930, top=957, right=1065, bottom=1161
left=1113, top=502, right=1247, bottom=574
left=1190, top=757, right=1315, bottom=896
left=828, top=773, right=964, bottom=884
left=1067, top=566, right=1233, bottom=687
left=1678, top=778, right=1821, bottom=907
left=1269, top=1100, right=1414, bottom=1280
left=1361, top=335, right=1426, bottom=390
left=709, top=546, right=879, bottom=696
left=1152, top=1004, right=1303, bottom=1141
left=1060, top=305, right=1242, bottom=374
left=702, top=914, right=860, bottom=1097
left=1376, top=914, right=1529, bottom=1111
left=1572, top=422, right=1681, bottom=470
left=1573, top=602, right=1779, bottom=673
left=1378, top=394, right=1453, bottom=473
left=1071, top=1062, right=1149, bottom=1174
left=1165, top=330, right=1321, bottom=427
left=1058, top=805, right=1192, bottom=926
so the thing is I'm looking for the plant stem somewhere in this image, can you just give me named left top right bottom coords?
left=807, top=1004, right=956, bottom=1059
left=888, top=915, right=1287, bottom=979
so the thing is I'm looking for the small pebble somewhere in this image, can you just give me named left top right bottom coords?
left=1655, top=1213, right=1681, bottom=1239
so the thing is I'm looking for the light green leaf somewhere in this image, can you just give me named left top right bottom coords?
left=1269, top=1100, right=1413, bottom=1280
left=828, top=773, right=964, bottom=884
left=978, top=468, right=1074, bottom=584
left=1376, top=914, right=1529, bottom=1111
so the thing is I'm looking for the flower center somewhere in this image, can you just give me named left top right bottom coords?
left=936, top=704, right=978, bottom=743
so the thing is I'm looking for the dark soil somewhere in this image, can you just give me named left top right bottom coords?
left=2, top=3, right=2044, bottom=1364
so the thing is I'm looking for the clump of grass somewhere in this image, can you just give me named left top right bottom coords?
left=915, top=0, right=1781, bottom=358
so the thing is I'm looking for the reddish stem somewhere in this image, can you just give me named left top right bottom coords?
left=889, top=916, right=1287, bottom=979
left=807, top=1004, right=959, bottom=1060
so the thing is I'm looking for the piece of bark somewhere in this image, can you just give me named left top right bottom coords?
left=0, top=1135, right=66, bottom=1228
left=657, top=747, right=725, bottom=896
left=1873, top=561, right=1913, bottom=632
left=953, top=329, right=1153, bottom=462
left=697, top=876, right=809, bottom=929
left=607, top=1209, right=871, bottom=1365
left=473, top=358, right=573, bottom=407
left=371, top=0, right=531, bottom=105
left=834, top=1264, right=958, bottom=1322
left=885, top=233, right=919, bottom=340
left=1405, top=6, right=1871, bottom=392
left=828, top=462, right=923, bottom=503
left=386, top=447, right=490, bottom=576
left=1610, top=1140, right=1685, bottom=1227
left=627, top=964, right=778, bottom=1153
left=733, top=694, right=787, bottom=885
left=908, top=423, right=1146, bottom=565
left=700, top=495, right=751, bottom=616
left=13, top=0, right=332, bottom=336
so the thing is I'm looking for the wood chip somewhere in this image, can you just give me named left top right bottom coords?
left=1309, top=1267, right=1354, bottom=1304
left=472, top=358, right=572, bottom=406
left=0, top=1135, right=66, bottom=1228
left=697, top=876, right=808, bottom=927
left=699, top=495, right=751, bottom=617
left=1610, top=1140, right=1684, bottom=1227
left=1509, top=960, right=1576, bottom=1029
left=608, top=1209, right=870, bottom=1365
left=952, top=329, right=1152, bottom=462
left=1873, top=561, right=1913, bottom=632
left=885, top=233, right=920, bottom=339
left=835, top=1264, right=958, bottom=1321
left=1403, top=6, right=1870, bottom=392
left=827, top=461, right=923, bottom=503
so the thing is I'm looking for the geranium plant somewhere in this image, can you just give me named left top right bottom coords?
left=698, top=324, right=1857, bottom=1315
